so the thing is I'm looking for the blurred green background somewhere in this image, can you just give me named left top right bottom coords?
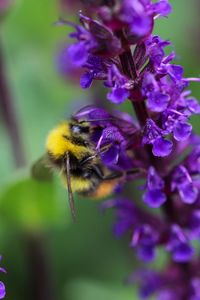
left=0, top=0, right=199, bottom=299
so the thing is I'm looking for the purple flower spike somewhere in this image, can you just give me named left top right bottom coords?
left=61, top=1, right=200, bottom=299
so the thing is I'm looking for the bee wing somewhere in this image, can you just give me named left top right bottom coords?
left=74, top=105, right=138, bottom=134
left=65, top=152, right=76, bottom=222
left=31, top=154, right=53, bottom=181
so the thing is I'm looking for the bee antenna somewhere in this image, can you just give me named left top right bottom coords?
left=78, top=118, right=115, bottom=123
left=65, top=152, right=76, bottom=222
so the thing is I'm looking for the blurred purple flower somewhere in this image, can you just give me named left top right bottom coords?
left=0, top=257, right=6, bottom=299
left=171, top=165, right=198, bottom=204
left=143, top=166, right=166, bottom=207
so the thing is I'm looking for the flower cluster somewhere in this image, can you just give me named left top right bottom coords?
left=130, top=260, right=200, bottom=300
left=61, top=0, right=200, bottom=299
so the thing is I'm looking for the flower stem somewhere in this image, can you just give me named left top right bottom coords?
left=117, top=32, right=149, bottom=127
left=0, top=39, right=55, bottom=300
left=118, top=34, right=178, bottom=221
left=162, top=197, right=176, bottom=222
left=117, top=29, right=192, bottom=300
left=0, top=41, right=26, bottom=168
left=26, top=232, right=55, bottom=300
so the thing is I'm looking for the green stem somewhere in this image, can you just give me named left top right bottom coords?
left=0, top=41, right=26, bottom=168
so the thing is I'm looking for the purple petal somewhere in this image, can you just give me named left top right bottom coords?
left=142, top=118, right=162, bottom=145
left=172, top=242, right=194, bottom=262
left=107, top=87, right=129, bottom=104
left=152, top=138, right=173, bottom=157
left=152, top=1, right=172, bottom=17
left=75, top=105, right=110, bottom=121
left=113, top=220, right=132, bottom=237
left=137, top=245, right=155, bottom=262
left=67, top=42, right=88, bottom=66
left=157, top=290, right=177, bottom=300
left=143, top=189, right=166, bottom=208
left=189, top=210, right=200, bottom=237
left=148, top=44, right=164, bottom=67
left=101, top=145, right=120, bottom=165
left=179, top=183, right=198, bottom=204
left=171, top=165, right=191, bottom=188
left=186, top=98, right=200, bottom=114
left=147, top=166, right=164, bottom=190
left=173, top=122, right=192, bottom=141
left=147, top=92, right=170, bottom=112
left=0, top=282, right=5, bottom=299
left=142, top=72, right=159, bottom=95
left=168, top=65, right=183, bottom=81
left=56, top=46, right=71, bottom=75
left=131, top=15, right=153, bottom=37
left=80, top=72, right=94, bottom=89
left=191, top=278, right=200, bottom=299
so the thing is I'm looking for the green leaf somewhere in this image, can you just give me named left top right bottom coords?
left=0, top=176, right=70, bottom=230
left=64, top=279, right=137, bottom=300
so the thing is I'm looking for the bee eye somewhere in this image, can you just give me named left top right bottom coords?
left=71, top=124, right=90, bottom=134
left=71, top=125, right=81, bottom=134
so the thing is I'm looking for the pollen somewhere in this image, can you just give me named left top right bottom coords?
left=91, top=180, right=117, bottom=199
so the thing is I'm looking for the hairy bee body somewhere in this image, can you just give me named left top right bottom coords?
left=46, top=120, right=119, bottom=199
left=32, top=108, right=138, bottom=219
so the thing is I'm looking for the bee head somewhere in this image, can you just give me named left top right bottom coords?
left=46, top=121, right=93, bottom=160
left=70, top=120, right=91, bottom=141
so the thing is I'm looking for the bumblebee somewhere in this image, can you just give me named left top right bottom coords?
left=32, top=108, right=139, bottom=220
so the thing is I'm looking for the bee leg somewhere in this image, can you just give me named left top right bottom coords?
left=79, top=144, right=112, bottom=166
left=93, top=166, right=144, bottom=180
left=91, top=165, right=123, bottom=180
left=102, top=172, right=124, bottom=180
left=79, top=154, right=97, bottom=166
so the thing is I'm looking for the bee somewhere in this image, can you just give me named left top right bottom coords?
left=32, top=107, right=140, bottom=221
